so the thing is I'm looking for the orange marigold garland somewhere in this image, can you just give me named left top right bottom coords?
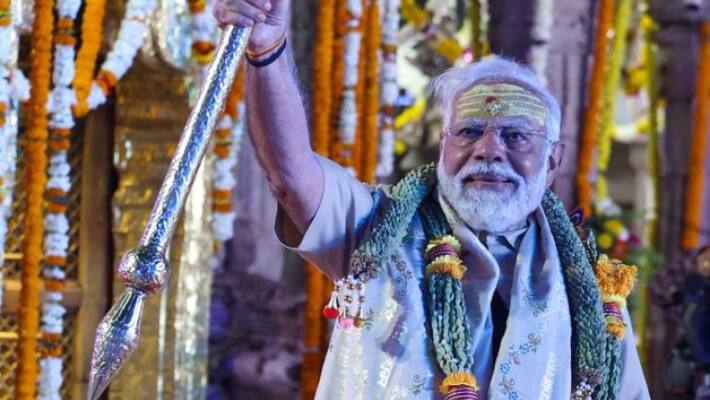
left=71, top=0, right=106, bottom=117
left=16, top=0, right=54, bottom=396
left=359, top=0, right=381, bottom=184
left=303, top=1, right=338, bottom=397
left=575, top=0, right=614, bottom=216
left=682, top=21, right=710, bottom=249
left=352, top=0, right=368, bottom=174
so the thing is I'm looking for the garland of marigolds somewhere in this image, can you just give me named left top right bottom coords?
left=302, top=0, right=337, bottom=397
left=188, top=0, right=218, bottom=82
left=681, top=22, right=710, bottom=250
left=71, top=0, right=105, bottom=116
left=38, top=0, right=83, bottom=392
left=0, top=0, right=30, bottom=311
left=576, top=0, right=614, bottom=216
left=325, top=164, right=635, bottom=399
left=359, top=0, right=380, bottom=184
left=76, top=0, right=158, bottom=115
left=16, top=0, right=54, bottom=395
left=595, top=0, right=633, bottom=206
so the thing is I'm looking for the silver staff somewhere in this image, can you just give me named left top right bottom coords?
left=86, top=26, right=251, bottom=400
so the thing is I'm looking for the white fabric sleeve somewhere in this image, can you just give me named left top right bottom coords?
left=275, top=155, right=377, bottom=280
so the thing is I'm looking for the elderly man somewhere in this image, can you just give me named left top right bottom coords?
left=214, top=0, right=651, bottom=399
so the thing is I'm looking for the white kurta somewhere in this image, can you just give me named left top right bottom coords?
left=277, top=156, right=651, bottom=399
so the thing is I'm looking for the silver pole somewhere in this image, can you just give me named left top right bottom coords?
left=86, top=26, right=252, bottom=400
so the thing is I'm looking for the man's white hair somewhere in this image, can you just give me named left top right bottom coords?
left=430, top=56, right=562, bottom=142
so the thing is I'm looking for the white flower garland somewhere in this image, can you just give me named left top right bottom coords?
left=375, top=0, right=400, bottom=179
left=0, top=0, right=30, bottom=311
left=337, top=0, right=364, bottom=175
left=210, top=103, right=245, bottom=244
left=528, top=0, right=553, bottom=85
left=39, top=0, right=81, bottom=393
left=188, top=0, right=218, bottom=85
left=86, top=0, right=157, bottom=109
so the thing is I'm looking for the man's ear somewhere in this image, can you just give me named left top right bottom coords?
left=546, top=142, right=566, bottom=188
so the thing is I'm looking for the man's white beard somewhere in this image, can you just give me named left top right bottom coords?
left=437, top=156, right=549, bottom=234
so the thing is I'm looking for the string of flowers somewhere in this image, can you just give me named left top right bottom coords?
left=328, top=0, right=347, bottom=154
left=359, top=0, right=380, bottom=183
left=333, top=0, right=364, bottom=175
left=16, top=0, right=54, bottom=395
left=375, top=0, right=400, bottom=180
left=302, top=0, right=338, bottom=397
left=352, top=0, right=368, bottom=174
left=575, top=0, right=614, bottom=216
left=681, top=21, right=710, bottom=250
left=38, top=0, right=83, bottom=393
left=71, top=0, right=106, bottom=117
left=0, top=0, right=30, bottom=311
left=187, top=0, right=217, bottom=85
left=210, top=66, right=244, bottom=248
left=528, top=0, right=553, bottom=85
left=594, top=0, right=633, bottom=207
left=78, top=0, right=158, bottom=115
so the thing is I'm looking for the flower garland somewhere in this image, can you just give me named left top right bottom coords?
left=38, top=0, right=83, bottom=393
left=79, top=0, right=157, bottom=114
left=358, top=0, right=380, bottom=183
left=681, top=21, right=710, bottom=250
left=187, top=0, right=217, bottom=84
left=16, top=0, right=54, bottom=395
left=528, top=0, right=553, bottom=85
left=375, top=0, right=400, bottom=180
left=71, top=0, right=105, bottom=117
left=210, top=66, right=244, bottom=245
left=0, top=0, right=30, bottom=311
left=594, top=0, right=633, bottom=206
left=312, top=0, right=335, bottom=156
left=352, top=1, right=368, bottom=174
left=334, top=162, right=629, bottom=398
left=333, top=0, right=364, bottom=175
left=576, top=0, right=614, bottom=216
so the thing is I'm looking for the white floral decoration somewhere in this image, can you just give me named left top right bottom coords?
left=376, top=0, right=401, bottom=179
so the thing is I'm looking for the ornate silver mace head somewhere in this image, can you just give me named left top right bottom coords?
left=86, top=25, right=251, bottom=400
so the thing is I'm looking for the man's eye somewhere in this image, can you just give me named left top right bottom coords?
left=502, top=130, right=527, bottom=142
left=457, top=127, right=484, bottom=138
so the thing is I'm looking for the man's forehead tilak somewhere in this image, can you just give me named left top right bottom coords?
left=454, top=83, right=548, bottom=127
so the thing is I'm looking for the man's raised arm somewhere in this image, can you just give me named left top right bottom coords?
left=213, top=0, right=322, bottom=234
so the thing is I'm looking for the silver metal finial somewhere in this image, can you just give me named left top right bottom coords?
left=86, top=25, right=252, bottom=400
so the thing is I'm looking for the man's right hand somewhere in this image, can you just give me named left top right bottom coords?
left=213, top=0, right=289, bottom=53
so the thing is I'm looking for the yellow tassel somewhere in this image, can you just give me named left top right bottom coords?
left=425, top=235, right=462, bottom=253
left=595, top=254, right=637, bottom=298
left=440, top=372, right=479, bottom=394
left=427, top=260, right=467, bottom=280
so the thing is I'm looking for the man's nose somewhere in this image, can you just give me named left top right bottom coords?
left=471, top=130, right=506, bottom=163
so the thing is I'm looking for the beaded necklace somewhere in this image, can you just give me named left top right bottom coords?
left=323, top=163, right=635, bottom=399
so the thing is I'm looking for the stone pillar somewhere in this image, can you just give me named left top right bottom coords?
left=487, top=0, right=535, bottom=62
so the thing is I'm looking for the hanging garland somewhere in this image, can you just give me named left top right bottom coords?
left=333, top=0, right=364, bottom=174
left=0, top=0, right=30, bottom=311
left=681, top=21, right=710, bottom=250
left=594, top=0, right=633, bottom=206
left=16, top=0, right=54, bottom=395
left=187, top=0, right=218, bottom=83
left=75, top=0, right=158, bottom=116
left=302, top=0, right=337, bottom=397
left=359, top=0, right=380, bottom=183
left=576, top=0, right=614, bottom=216
left=71, top=0, right=106, bottom=116
left=352, top=1, right=369, bottom=174
left=38, top=0, right=83, bottom=392
left=210, top=66, right=244, bottom=246
left=375, top=0, right=400, bottom=180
